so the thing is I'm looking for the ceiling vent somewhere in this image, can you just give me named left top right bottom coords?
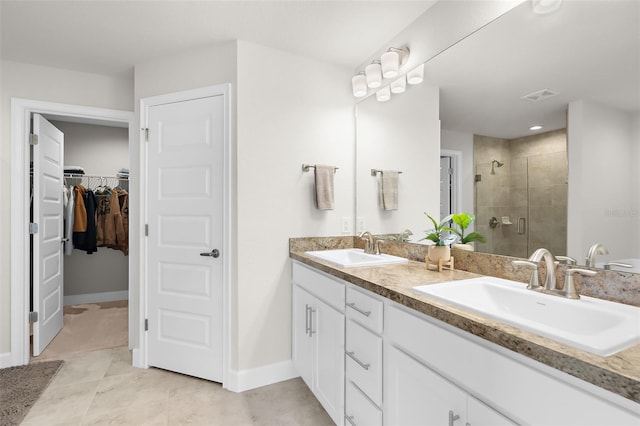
left=520, top=89, right=559, bottom=102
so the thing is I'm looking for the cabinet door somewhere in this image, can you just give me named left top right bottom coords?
left=293, top=285, right=315, bottom=388
left=385, top=344, right=467, bottom=426
left=313, top=298, right=345, bottom=426
left=467, top=396, right=516, bottom=426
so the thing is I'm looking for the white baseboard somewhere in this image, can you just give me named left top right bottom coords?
left=225, top=359, right=299, bottom=393
left=0, top=352, right=14, bottom=368
left=64, top=290, right=129, bottom=306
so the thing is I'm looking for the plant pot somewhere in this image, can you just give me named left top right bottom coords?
left=452, top=243, right=474, bottom=252
left=427, top=245, right=451, bottom=262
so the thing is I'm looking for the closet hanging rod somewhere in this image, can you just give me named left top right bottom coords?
left=371, top=169, right=403, bottom=176
left=63, top=173, right=128, bottom=180
left=302, top=164, right=339, bottom=173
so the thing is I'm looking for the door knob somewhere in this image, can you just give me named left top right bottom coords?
left=200, top=249, right=220, bottom=258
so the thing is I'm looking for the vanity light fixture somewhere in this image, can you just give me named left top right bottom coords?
left=376, top=86, right=391, bottom=102
left=352, top=72, right=367, bottom=97
left=529, top=125, right=544, bottom=131
left=390, top=76, right=407, bottom=94
left=407, top=63, right=424, bottom=85
left=365, top=60, right=382, bottom=88
left=532, top=0, right=562, bottom=14
left=381, top=47, right=410, bottom=79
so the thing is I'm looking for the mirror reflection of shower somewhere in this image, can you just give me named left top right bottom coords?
left=490, top=159, right=504, bottom=175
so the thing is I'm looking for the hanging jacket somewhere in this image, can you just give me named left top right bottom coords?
left=73, top=188, right=98, bottom=254
left=64, top=186, right=75, bottom=255
left=73, top=185, right=87, bottom=232
left=117, top=189, right=129, bottom=255
left=95, top=189, right=117, bottom=247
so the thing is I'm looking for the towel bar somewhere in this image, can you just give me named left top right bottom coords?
left=302, top=164, right=339, bottom=173
left=371, top=169, right=403, bottom=176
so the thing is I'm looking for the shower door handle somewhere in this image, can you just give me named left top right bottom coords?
left=518, top=217, right=526, bottom=235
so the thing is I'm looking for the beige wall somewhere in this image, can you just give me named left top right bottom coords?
left=0, top=60, right=134, bottom=354
left=568, top=100, right=637, bottom=264
left=236, top=41, right=354, bottom=370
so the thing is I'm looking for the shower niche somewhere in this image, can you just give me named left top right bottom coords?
left=473, top=129, right=568, bottom=259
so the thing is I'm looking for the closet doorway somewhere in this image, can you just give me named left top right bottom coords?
left=32, top=116, right=131, bottom=359
left=10, top=99, right=134, bottom=366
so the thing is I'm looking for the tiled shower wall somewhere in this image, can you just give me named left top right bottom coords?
left=474, top=129, right=567, bottom=258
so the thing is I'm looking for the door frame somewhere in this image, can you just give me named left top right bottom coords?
left=139, top=84, right=232, bottom=387
left=10, top=98, right=134, bottom=366
left=441, top=149, right=462, bottom=216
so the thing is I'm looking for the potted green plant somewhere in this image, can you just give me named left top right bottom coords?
left=421, top=213, right=457, bottom=262
left=449, top=213, right=486, bottom=251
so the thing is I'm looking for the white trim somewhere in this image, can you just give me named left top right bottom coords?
left=0, top=352, right=12, bottom=368
left=10, top=98, right=134, bottom=367
left=63, top=291, right=129, bottom=306
left=226, top=360, right=299, bottom=393
left=138, top=84, right=232, bottom=386
left=441, top=149, right=463, bottom=216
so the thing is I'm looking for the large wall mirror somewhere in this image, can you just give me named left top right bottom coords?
left=355, top=0, right=639, bottom=272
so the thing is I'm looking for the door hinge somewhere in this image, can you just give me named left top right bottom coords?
left=142, top=127, right=149, bottom=141
left=145, top=318, right=149, bottom=331
left=145, top=224, right=149, bottom=236
left=29, top=311, right=38, bottom=323
left=29, top=223, right=39, bottom=234
left=448, top=168, right=454, bottom=176
left=29, top=134, right=39, bottom=145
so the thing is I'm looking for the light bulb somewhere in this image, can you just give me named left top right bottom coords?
left=352, top=73, right=367, bottom=97
left=390, top=76, right=406, bottom=94
left=365, top=61, right=382, bottom=88
left=381, top=50, right=399, bottom=79
left=407, top=64, right=424, bottom=85
left=376, top=86, right=391, bottom=102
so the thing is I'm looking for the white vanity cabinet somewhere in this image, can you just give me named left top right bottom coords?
left=384, top=302, right=640, bottom=426
left=344, top=286, right=384, bottom=426
left=385, top=343, right=514, bottom=426
left=292, top=262, right=345, bottom=426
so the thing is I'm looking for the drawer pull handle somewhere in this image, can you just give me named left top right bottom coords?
left=346, top=302, right=371, bottom=317
left=346, top=351, right=370, bottom=370
left=345, top=415, right=356, bottom=426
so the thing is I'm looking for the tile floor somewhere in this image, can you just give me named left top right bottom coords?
left=23, top=347, right=333, bottom=425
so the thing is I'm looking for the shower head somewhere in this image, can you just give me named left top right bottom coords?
left=490, top=159, right=504, bottom=175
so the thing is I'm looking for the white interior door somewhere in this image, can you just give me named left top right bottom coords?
left=146, top=95, right=224, bottom=381
left=32, top=114, right=65, bottom=356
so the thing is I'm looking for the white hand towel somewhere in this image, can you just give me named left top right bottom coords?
left=314, top=165, right=335, bottom=210
left=381, top=170, right=399, bottom=211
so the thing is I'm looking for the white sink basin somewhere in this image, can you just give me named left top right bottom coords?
left=413, top=276, right=640, bottom=356
left=305, top=248, right=409, bottom=268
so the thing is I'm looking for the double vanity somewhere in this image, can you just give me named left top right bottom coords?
left=290, top=237, right=640, bottom=425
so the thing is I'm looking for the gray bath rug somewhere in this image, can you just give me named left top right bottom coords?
left=0, top=360, right=63, bottom=426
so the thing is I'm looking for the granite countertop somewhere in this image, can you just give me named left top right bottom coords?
left=290, top=249, right=640, bottom=405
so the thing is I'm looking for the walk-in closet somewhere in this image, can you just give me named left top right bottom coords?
left=30, top=117, right=130, bottom=359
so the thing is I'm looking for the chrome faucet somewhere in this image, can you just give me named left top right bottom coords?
left=513, top=247, right=599, bottom=299
left=585, top=243, right=608, bottom=267
left=528, top=248, right=558, bottom=291
left=397, top=229, right=413, bottom=242
left=359, top=231, right=375, bottom=254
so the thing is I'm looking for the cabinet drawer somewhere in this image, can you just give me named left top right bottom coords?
left=345, top=380, right=382, bottom=426
left=293, top=262, right=345, bottom=311
left=346, top=319, right=382, bottom=405
left=346, top=286, right=383, bottom=333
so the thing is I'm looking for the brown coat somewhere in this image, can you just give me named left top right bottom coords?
left=73, top=185, right=87, bottom=232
